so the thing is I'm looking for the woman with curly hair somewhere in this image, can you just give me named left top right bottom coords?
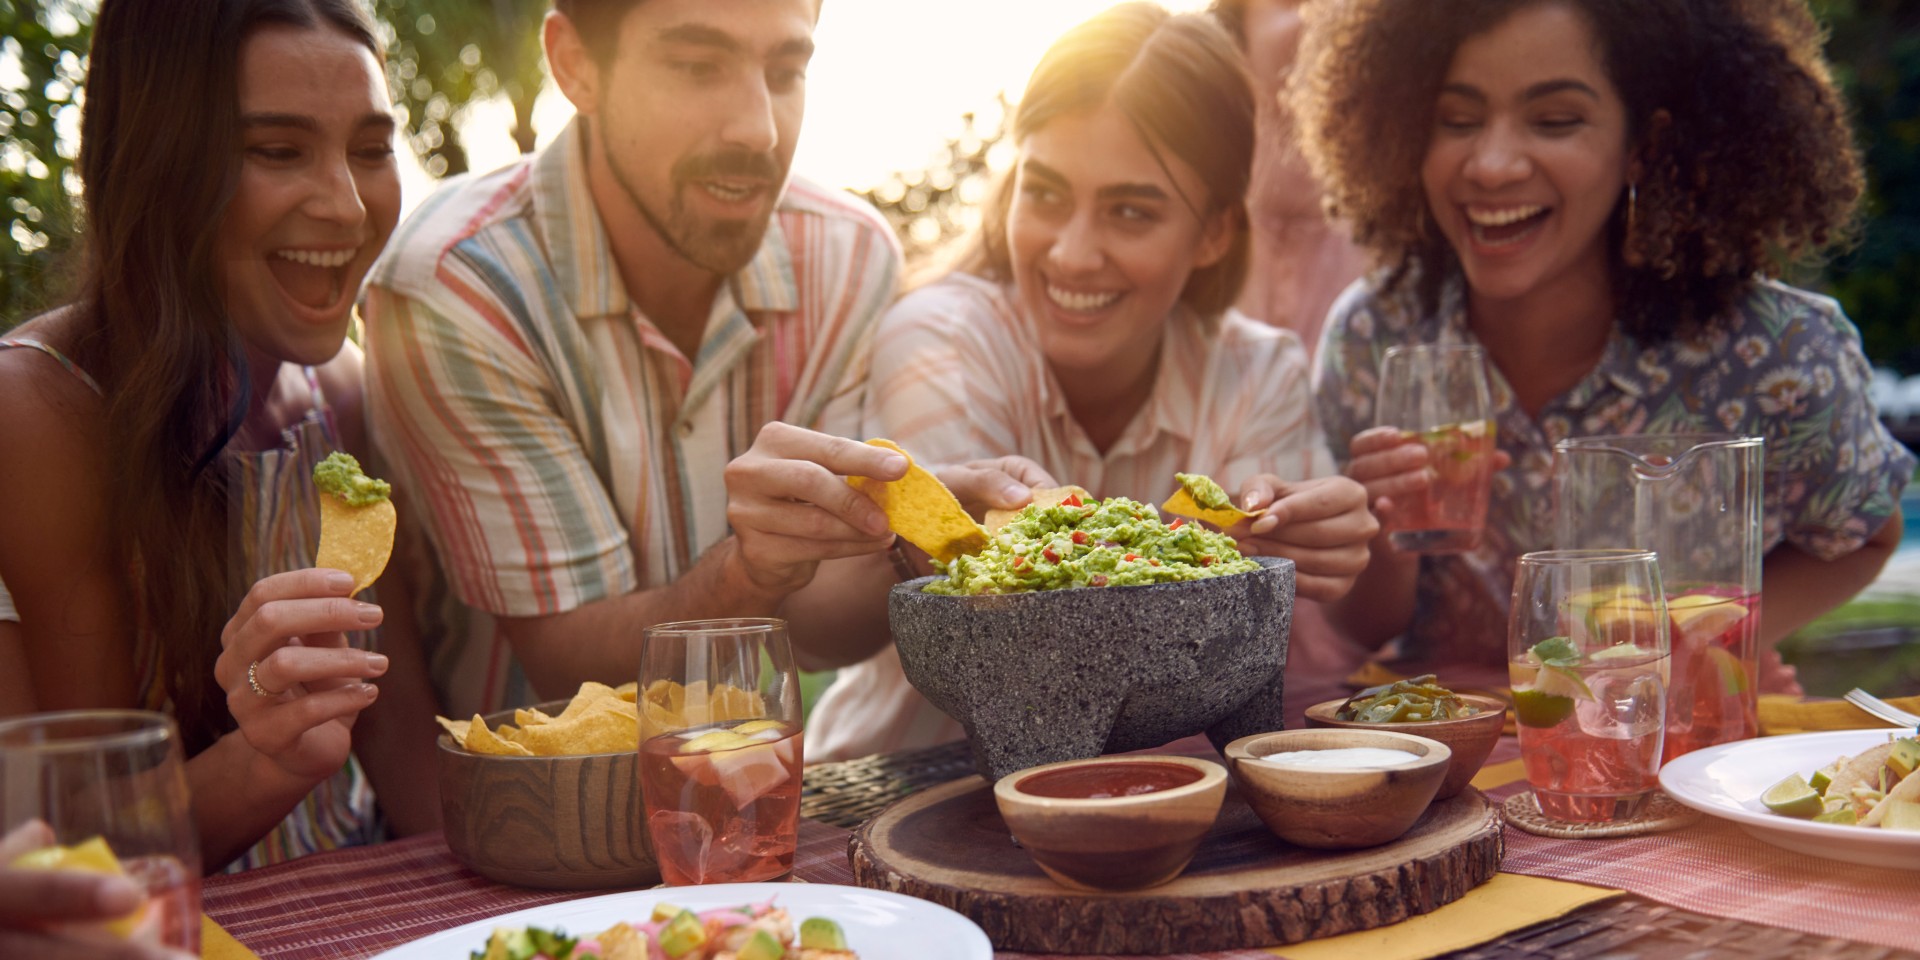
left=1293, top=0, right=1913, bottom=685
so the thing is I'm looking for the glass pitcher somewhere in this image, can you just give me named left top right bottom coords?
left=1551, top=435, right=1763, bottom=761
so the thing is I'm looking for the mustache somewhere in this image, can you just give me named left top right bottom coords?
left=674, top=149, right=784, bottom=184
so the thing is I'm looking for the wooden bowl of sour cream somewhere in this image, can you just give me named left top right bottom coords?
left=1223, top=729, right=1450, bottom=849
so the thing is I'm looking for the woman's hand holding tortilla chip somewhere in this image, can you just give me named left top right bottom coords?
left=724, top=422, right=905, bottom=596
left=1232, top=474, right=1376, bottom=603
left=214, top=568, right=390, bottom=784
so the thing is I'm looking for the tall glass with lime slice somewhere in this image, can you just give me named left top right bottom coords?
left=0, top=710, right=202, bottom=952
left=1509, top=550, right=1671, bottom=822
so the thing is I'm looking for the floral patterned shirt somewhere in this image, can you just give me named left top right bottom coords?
left=1313, top=270, right=1915, bottom=671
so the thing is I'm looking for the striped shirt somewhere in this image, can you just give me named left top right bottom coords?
left=806, top=273, right=1334, bottom=760
left=0, top=338, right=379, bottom=870
left=362, top=118, right=901, bottom=716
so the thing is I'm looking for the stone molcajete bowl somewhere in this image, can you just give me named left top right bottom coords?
left=890, top=555, right=1294, bottom=780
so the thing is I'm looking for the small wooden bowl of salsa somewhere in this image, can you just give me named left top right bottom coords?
left=993, top=755, right=1226, bottom=892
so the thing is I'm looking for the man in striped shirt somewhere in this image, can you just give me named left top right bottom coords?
left=362, top=0, right=939, bottom=714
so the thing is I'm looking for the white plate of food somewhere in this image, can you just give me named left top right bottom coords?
left=1658, top=728, right=1920, bottom=870
left=369, top=882, right=993, bottom=959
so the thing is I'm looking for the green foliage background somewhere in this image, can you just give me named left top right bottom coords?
left=2, top=0, right=1916, bottom=370
left=0, top=0, right=88, bottom=322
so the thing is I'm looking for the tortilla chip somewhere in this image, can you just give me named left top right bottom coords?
left=984, top=485, right=1092, bottom=534
left=1160, top=487, right=1257, bottom=529
left=612, top=682, right=638, bottom=702
left=463, top=715, right=534, bottom=756
left=554, top=682, right=623, bottom=719
left=846, top=439, right=989, bottom=563
left=513, top=707, right=554, bottom=728
left=315, top=494, right=396, bottom=595
left=508, top=698, right=638, bottom=755
left=1161, top=472, right=1265, bottom=529
left=435, top=715, right=471, bottom=744
left=638, top=679, right=768, bottom=740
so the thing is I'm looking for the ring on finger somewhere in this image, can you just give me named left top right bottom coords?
left=247, top=660, right=282, bottom=698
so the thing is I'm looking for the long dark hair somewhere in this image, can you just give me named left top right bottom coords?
left=955, top=3, right=1256, bottom=318
left=70, top=0, right=382, bottom=755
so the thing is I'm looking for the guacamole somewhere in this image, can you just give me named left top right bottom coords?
left=1175, top=472, right=1233, bottom=511
left=926, top=494, right=1259, bottom=595
left=313, top=452, right=392, bottom=507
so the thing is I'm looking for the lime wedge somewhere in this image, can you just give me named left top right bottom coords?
left=1589, top=643, right=1653, bottom=662
left=1535, top=663, right=1594, bottom=700
left=679, top=730, right=757, bottom=755
left=1513, top=688, right=1576, bottom=728
left=1761, top=773, right=1823, bottom=818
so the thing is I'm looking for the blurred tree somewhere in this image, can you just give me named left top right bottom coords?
left=0, top=0, right=89, bottom=327
left=1813, top=0, right=1920, bottom=372
left=855, top=100, right=1009, bottom=273
left=371, top=0, right=547, bottom=178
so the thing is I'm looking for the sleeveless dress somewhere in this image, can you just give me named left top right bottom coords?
left=0, top=337, right=384, bottom=871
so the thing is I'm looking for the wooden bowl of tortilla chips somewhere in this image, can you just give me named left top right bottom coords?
left=435, top=682, right=658, bottom=889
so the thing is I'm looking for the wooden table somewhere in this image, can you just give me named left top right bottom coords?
left=202, top=737, right=1920, bottom=960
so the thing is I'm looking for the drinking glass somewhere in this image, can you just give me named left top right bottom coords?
left=1375, top=343, right=1496, bottom=553
left=0, top=710, right=202, bottom=952
left=638, top=618, right=803, bottom=885
left=1508, top=550, right=1671, bottom=823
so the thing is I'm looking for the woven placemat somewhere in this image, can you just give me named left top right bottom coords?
left=800, top=740, right=978, bottom=828
left=1501, top=789, right=1701, bottom=838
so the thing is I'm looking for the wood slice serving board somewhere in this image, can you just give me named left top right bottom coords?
left=848, top=777, right=1503, bottom=955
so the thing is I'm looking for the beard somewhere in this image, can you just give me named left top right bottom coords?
left=601, top=126, right=786, bottom=277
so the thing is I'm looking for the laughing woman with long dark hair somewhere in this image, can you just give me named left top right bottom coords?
left=0, top=0, right=439, bottom=907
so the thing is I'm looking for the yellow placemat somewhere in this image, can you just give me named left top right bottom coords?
left=1757, top=693, right=1920, bottom=735
left=1266, top=873, right=1621, bottom=960
left=1470, top=758, right=1527, bottom=791
left=203, top=914, right=261, bottom=960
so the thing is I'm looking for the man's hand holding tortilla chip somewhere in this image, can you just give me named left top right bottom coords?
left=1229, top=474, right=1376, bottom=603
left=724, top=422, right=906, bottom=598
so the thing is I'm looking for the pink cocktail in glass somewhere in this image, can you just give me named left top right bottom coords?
left=1389, top=419, right=1496, bottom=553
left=1661, top=587, right=1760, bottom=762
left=639, top=719, right=803, bottom=885
left=1509, top=550, right=1671, bottom=823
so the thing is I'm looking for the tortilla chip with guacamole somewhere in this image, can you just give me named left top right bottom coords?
left=846, top=439, right=989, bottom=563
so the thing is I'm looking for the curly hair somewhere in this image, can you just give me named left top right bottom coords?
left=1288, top=0, right=1863, bottom=340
